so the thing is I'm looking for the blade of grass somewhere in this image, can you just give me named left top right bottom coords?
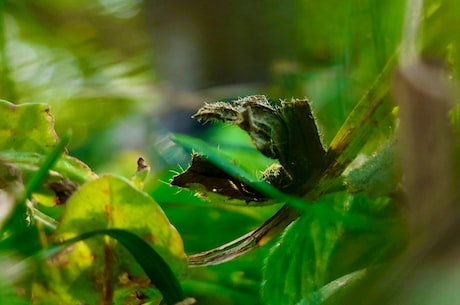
left=23, top=131, right=71, bottom=202
left=310, top=53, right=397, bottom=199
left=2, top=132, right=71, bottom=235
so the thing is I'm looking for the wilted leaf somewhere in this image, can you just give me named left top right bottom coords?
left=193, top=95, right=327, bottom=193
left=172, top=135, right=282, bottom=207
left=33, top=175, right=187, bottom=305
left=130, top=157, right=150, bottom=190
left=171, top=153, right=269, bottom=205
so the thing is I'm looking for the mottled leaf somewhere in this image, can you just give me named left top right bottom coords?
left=48, top=229, right=188, bottom=305
left=0, top=100, right=58, bottom=154
left=0, top=100, right=96, bottom=206
left=33, top=175, right=187, bottom=305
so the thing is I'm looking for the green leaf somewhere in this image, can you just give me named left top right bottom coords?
left=310, top=56, right=397, bottom=199
left=262, top=193, right=404, bottom=305
left=262, top=193, right=346, bottom=305
left=0, top=100, right=96, bottom=206
left=33, top=175, right=187, bottom=305
left=0, top=100, right=58, bottom=154
left=53, top=229, right=186, bottom=305
left=23, top=131, right=70, bottom=201
left=343, top=139, right=401, bottom=198
left=294, top=269, right=367, bottom=305
left=0, top=151, right=96, bottom=185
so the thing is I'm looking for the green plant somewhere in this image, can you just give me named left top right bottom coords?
left=1, top=0, right=460, bottom=304
left=0, top=100, right=189, bottom=304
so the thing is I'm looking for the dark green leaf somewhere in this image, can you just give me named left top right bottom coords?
left=344, top=139, right=401, bottom=198
left=262, top=193, right=404, bottom=305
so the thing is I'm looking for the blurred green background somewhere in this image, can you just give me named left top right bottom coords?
left=0, top=0, right=459, bottom=304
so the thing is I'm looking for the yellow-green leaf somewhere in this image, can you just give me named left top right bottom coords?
left=0, top=100, right=58, bottom=153
left=33, top=175, right=187, bottom=305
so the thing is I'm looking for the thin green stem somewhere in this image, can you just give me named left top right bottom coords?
left=23, top=131, right=71, bottom=201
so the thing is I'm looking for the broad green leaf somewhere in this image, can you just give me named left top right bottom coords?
left=262, top=193, right=347, bottom=305
left=262, top=193, right=404, bottom=305
left=33, top=175, right=187, bottom=305
left=47, top=229, right=187, bottom=305
left=0, top=100, right=96, bottom=206
left=0, top=100, right=58, bottom=154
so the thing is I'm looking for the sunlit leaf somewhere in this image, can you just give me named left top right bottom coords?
left=0, top=151, right=96, bottom=185
left=33, top=175, right=187, bottom=305
left=0, top=100, right=58, bottom=153
left=46, top=229, right=188, bottom=305
left=0, top=100, right=96, bottom=206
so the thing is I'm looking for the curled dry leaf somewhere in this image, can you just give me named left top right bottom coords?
left=175, top=95, right=327, bottom=201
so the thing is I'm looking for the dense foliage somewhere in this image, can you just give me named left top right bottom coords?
left=1, top=1, right=460, bottom=304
